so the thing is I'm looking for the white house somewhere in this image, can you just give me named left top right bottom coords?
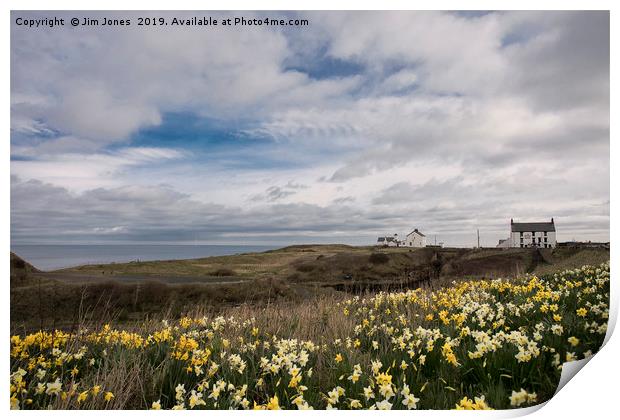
left=376, top=236, right=400, bottom=247
left=404, top=229, right=426, bottom=248
left=509, top=218, right=557, bottom=248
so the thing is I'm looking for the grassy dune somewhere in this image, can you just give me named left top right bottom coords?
left=45, top=245, right=611, bottom=283
left=10, top=246, right=610, bottom=333
left=10, top=262, right=609, bottom=410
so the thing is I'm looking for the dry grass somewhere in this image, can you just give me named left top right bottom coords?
left=10, top=277, right=302, bottom=334
left=10, top=246, right=609, bottom=334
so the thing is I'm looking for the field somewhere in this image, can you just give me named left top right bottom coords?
left=10, top=245, right=610, bottom=332
left=10, top=261, right=609, bottom=410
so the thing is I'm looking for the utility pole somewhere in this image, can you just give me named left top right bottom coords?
left=477, top=229, right=480, bottom=249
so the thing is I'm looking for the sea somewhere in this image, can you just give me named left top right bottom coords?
left=11, top=244, right=278, bottom=271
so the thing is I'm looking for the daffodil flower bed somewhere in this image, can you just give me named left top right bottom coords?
left=10, top=263, right=609, bottom=410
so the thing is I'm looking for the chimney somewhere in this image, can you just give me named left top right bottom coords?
left=510, top=218, right=513, bottom=225
left=551, top=217, right=554, bottom=224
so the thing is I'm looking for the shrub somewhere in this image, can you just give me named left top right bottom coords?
left=369, top=252, right=390, bottom=264
left=296, top=263, right=316, bottom=273
left=209, top=268, right=236, bottom=277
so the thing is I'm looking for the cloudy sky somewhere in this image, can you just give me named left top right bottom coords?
left=10, top=11, right=609, bottom=246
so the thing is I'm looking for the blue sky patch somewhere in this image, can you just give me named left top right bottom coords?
left=284, top=45, right=364, bottom=80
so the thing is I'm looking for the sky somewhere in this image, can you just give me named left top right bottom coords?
left=10, top=11, right=610, bottom=247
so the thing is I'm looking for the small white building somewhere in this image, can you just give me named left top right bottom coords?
left=496, top=238, right=511, bottom=248
left=509, top=218, right=557, bottom=248
left=404, top=229, right=426, bottom=248
left=377, top=236, right=400, bottom=247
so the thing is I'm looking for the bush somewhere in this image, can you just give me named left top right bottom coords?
left=209, top=268, right=237, bottom=277
left=369, top=252, right=390, bottom=264
left=296, top=263, right=316, bottom=273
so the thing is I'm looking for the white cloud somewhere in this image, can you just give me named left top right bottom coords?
left=12, top=146, right=186, bottom=191
left=380, top=69, right=418, bottom=93
left=10, top=11, right=609, bottom=245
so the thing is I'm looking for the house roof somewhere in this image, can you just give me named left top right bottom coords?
left=511, top=222, right=555, bottom=232
left=377, top=236, right=396, bottom=242
left=406, top=229, right=425, bottom=237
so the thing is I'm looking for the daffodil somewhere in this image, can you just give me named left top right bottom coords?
left=375, top=399, right=393, bottom=410
left=266, top=395, right=280, bottom=410
left=350, top=399, right=362, bottom=408
left=77, top=391, right=89, bottom=404
left=189, top=390, right=206, bottom=408
left=363, top=386, right=375, bottom=400
left=509, top=389, right=536, bottom=407
left=45, top=378, right=62, bottom=396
